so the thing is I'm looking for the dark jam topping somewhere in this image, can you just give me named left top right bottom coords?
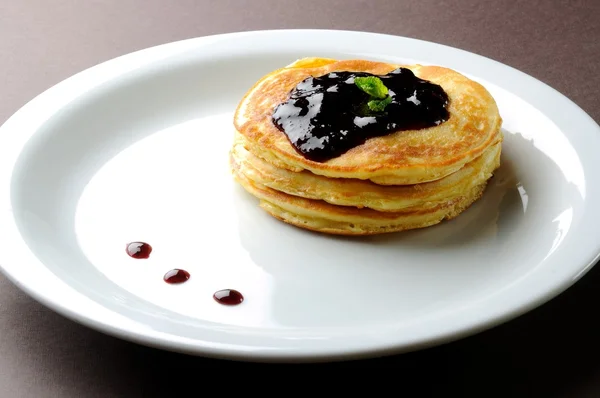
left=213, top=289, right=244, bottom=305
left=272, top=68, right=450, bottom=162
left=126, top=242, right=152, bottom=259
left=163, top=269, right=190, bottom=284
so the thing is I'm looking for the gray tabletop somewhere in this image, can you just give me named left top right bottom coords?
left=1, top=1, right=599, bottom=396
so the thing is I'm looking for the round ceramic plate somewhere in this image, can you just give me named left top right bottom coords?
left=1, top=30, right=599, bottom=363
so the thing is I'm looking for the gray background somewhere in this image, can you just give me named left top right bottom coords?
left=1, top=1, right=599, bottom=396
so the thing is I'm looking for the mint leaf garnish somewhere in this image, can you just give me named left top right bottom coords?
left=354, top=76, right=389, bottom=99
left=367, top=96, right=392, bottom=112
left=355, top=76, right=393, bottom=112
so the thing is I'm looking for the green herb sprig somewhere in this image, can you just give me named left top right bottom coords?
left=354, top=76, right=393, bottom=112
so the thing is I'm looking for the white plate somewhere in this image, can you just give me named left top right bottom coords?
left=1, top=29, right=599, bottom=363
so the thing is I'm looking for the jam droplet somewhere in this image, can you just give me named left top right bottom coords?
left=126, top=242, right=152, bottom=259
left=272, top=68, right=450, bottom=162
left=213, top=289, right=244, bottom=305
left=163, top=269, right=190, bottom=284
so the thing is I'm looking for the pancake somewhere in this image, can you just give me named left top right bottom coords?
left=229, top=57, right=503, bottom=235
left=234, top=57, right=502, bottom=185
left=230, top=158, right=490, bottom=236
left=231, top=131, right=502, bottom=212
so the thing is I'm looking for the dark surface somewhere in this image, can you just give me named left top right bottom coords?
left=0, top=1, right=599, bottom=396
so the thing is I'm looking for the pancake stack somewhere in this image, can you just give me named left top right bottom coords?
left=230, top=58, right=503, bottom=235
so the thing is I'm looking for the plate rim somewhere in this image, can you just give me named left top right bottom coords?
left=1, top=28, right=600, bottom=363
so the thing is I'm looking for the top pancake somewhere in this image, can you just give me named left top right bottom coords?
left=234, top=57, right=502, bottom=185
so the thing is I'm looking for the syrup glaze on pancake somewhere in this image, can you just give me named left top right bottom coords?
left=234, top=58, right=502, bottom=185
left=272, top=68, right=450, bottom=162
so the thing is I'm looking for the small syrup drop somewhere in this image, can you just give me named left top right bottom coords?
left=213, top=289, right=244, bottom=305
left=126, top=242, right=152, bottom=259
left=163, top=269, right=190, bottom=284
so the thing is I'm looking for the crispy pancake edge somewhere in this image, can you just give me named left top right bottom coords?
left=231, top=134, right=501, bottom=212
left=258, top=183, right=485, bottom=236
left=230, top=158, right=489, bottom=236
